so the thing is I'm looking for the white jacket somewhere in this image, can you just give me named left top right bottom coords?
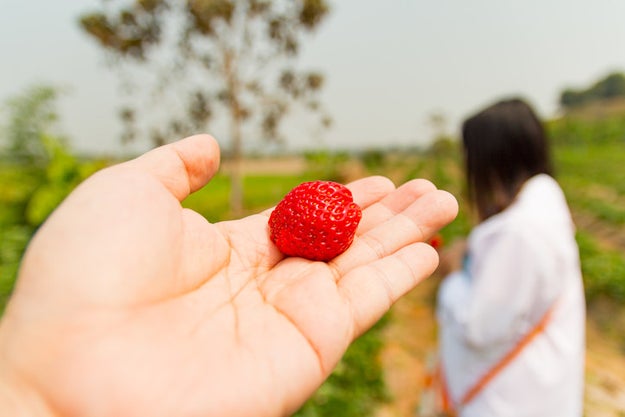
left=437, top=174, right=586, bottom=417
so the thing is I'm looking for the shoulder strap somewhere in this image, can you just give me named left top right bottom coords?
left=459, top=299, right=560, bottom=406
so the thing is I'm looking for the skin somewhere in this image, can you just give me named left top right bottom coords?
left=0, top=134, right=458, bottom=417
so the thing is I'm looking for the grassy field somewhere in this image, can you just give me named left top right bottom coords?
left=555, top=143, right=625, bottom=304
left=1, top=115, right=625, bottom=415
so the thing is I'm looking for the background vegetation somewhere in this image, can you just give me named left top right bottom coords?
left=2, top=72, right=625, bottom=415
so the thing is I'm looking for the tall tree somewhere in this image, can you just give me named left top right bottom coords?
left=79, top=0, right=331, bottom=215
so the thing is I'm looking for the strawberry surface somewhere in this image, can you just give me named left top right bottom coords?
left=268, top=180, right=362, bottom=261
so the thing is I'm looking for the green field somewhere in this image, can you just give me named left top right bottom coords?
left=1, top=110, right=625, bottom=415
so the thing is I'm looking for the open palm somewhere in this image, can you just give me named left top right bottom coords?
left=0, top=135, right=457, bottom=417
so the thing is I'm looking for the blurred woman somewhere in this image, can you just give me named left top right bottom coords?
left=435, top=98, right=585, bottom=416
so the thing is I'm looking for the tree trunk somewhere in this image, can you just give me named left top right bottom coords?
left=229, top=110, right=244, bottom=218
left=225, top=49, right=244, bottom=218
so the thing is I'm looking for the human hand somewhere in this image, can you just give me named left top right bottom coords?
left=0, top=134, right=458, bottom=417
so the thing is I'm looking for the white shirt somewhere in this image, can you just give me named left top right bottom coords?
left=437, top=174, right=586, bottom=417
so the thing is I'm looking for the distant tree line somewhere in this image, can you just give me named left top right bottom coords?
left=560, top=72, right=625, bottom=109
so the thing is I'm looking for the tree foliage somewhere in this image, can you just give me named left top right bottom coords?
left=79, top=0, right=332, bottom=215
left=1, top=84, right=60, bottom=163
left=560, top=72, right=625, bottom=109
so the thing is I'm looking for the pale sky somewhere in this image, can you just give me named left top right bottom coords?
left=2, top=0, right=625, bottom=155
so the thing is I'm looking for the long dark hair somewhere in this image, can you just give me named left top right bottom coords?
left=462, top=98, right=553, bottom=221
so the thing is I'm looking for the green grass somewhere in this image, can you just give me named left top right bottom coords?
left=552, top=139, right=625, bottom=304
left=182, top=173, right=316, bottom=221
left=555, top=143, right=625, bottom=196
left=576, top=231, right=625, bottom=303
left=181, top=174, right=232, bottom=221
left=243, top=174, right=316, bottom=212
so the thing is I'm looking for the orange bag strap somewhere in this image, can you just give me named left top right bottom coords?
left=440, top=299, right=560, bottom=413
left=438, top=363, right=456, bottom=416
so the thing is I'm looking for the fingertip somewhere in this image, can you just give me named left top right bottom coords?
left=131, top=134, right=221, bottom=201
left=172, top=134, right=221, bottom=192
left=433, top=189, right=459, bottom=223
left=415, top=241, right=441, bottom=273
left=406, top=188, right=459, bottom=241
left=399, top=178, right=437, bottom=195
left=358, top=175, right=396, bottom=189
left=348, top=176, right=396, bottom=208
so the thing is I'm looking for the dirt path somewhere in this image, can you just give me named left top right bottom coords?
left=375, top=278, right=440, bottom=417
left=584, top=318, right=625, bottom=416
left=374, top=277, right=625, bottom=417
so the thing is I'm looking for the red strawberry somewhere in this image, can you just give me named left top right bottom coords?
left=269, top=180, right=362, bottom=262
left=428, top=234, right=444, bottom=251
